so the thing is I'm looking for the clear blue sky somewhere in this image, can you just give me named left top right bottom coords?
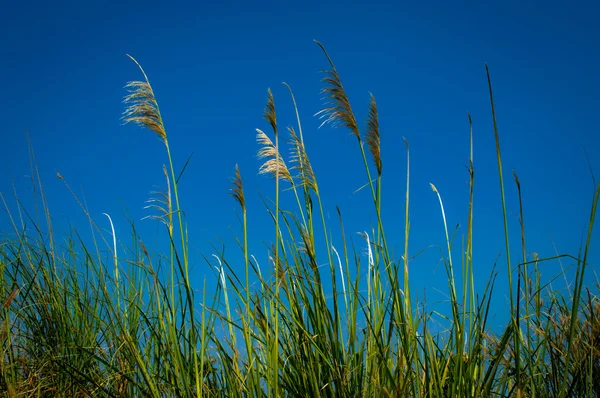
left=1, top=0, right=599, bottom=325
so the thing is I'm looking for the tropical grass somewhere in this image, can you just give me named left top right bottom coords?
left=0, top=42, right=599, bottom=397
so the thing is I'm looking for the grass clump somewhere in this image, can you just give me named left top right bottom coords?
left=1, top=42, right=599, bottom=397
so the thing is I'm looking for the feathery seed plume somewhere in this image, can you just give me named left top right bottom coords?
left=365, top=93, right=382, bottom=176
left=314, top=41, right=360, bottom=139
left=122, top=55, right=167, bottom=144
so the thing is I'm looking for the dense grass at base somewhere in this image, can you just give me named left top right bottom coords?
left=1, top=44, right=599, bottom=397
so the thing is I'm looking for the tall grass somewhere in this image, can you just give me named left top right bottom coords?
left=1, top=43, right=599, bottom=397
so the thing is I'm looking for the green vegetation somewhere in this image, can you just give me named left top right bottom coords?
left=1, top=43, right=599, bottom=397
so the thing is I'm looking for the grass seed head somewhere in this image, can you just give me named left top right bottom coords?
left=122, top=56, right=167, bottom=144
left=315, top=41, right=360, bottom=139
left=366, top=93, right=382, bottom=176
left=256, top=129, right=292, bottom=183
left=288, top=126, right=317, bottom=192
left=230, top=164, right=246, bottom=211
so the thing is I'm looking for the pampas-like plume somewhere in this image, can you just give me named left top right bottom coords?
left=298, top=224, right=317, bottom=267
left=142, top=165, right=173, bottom=229
left=257, top=129, right=292, bottom=183
left=288, top=126, right=317, bottom=192
left=314, top=41, right=360, bottom=139
left=365, top=93, right=382, bottom=176
left=122, top=55, right=167, bottom=144
left=264, top=88, right=278, bottom=136
left=257, top=89, right=291, bottom=182
left=230, top=164, right=245, bottom=211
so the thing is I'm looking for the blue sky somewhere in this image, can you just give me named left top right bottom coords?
left=1, top=0, right=599, bottom=326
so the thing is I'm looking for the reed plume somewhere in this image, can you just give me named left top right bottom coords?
left=288, top=126, right=317, bottom=192
left=257, top=89, right=291, bottom=182
left=142, top=164, right=173, bottom=229
left=264, top=88, right=278, bottom=136
left=314, top=41, right=360, bottom=138
left=365, top=93, right=382, bottom=176
left=230, top=164, right=245, bottom=211
left=122, top=55, right=167, bottom=144
left=257, top=129, right=292, bottom=182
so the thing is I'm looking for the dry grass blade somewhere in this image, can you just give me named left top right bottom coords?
left=230, top=164, right=245, bottom=211
left=288, top=126, right=317, bottom=192
left=3, top=287, right=20, bottom=308
left=366, top=93, right=381, bottom=176
left=314, top=40, right=360, bottom=138
left=122, top=55, right=167, bottom=144
left=257, top=129, right=292, bottom=183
